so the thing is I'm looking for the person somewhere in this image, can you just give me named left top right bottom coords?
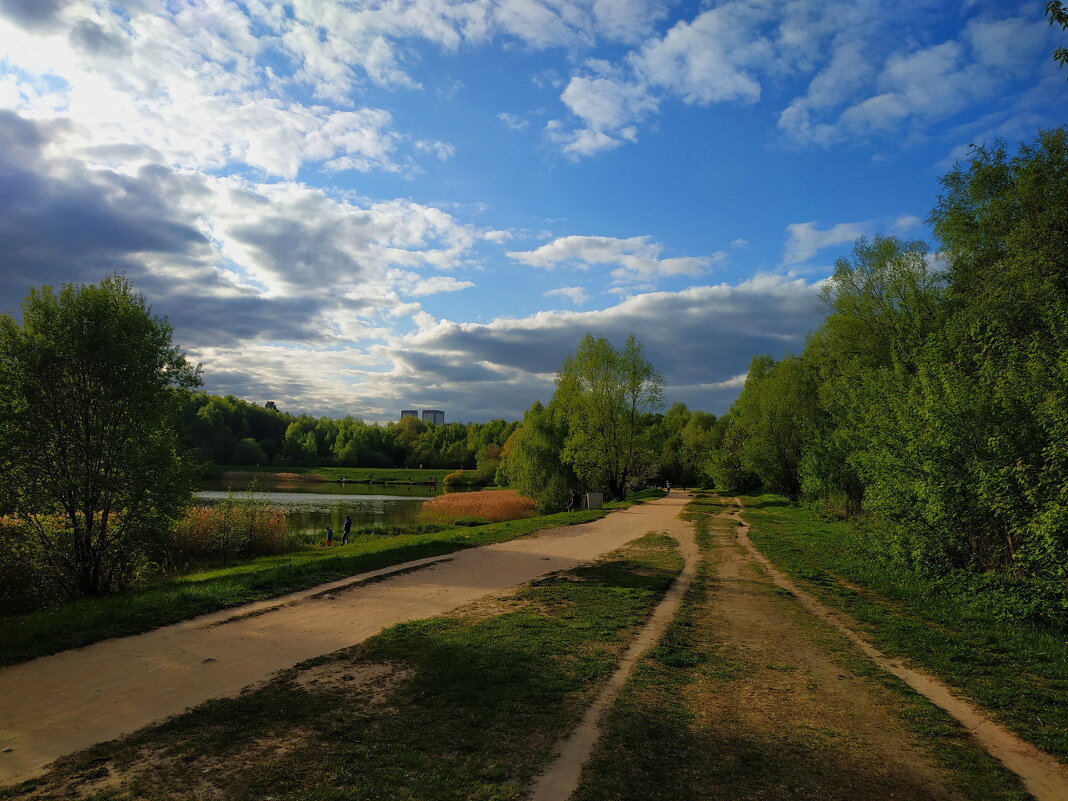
left=566, top=489, right=577, bottom=512
left=665, top=480, right=671, bottom=494
left=325, top=525, right=333, bottom=547
left=342, top=515, right=352, bottom=546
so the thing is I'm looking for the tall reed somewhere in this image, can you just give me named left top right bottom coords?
left=172, top=497, right=289, bottom=562
left=419, top=489, right=536, bottom=524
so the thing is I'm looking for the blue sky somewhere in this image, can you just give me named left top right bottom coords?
left=0, top=0, right=1063, bottom=422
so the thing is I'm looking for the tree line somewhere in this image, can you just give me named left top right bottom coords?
left=181, top=392, right=518, bottom=479
left=706, top=128, right=1067, bottom=592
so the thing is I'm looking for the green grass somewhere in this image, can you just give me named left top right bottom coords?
left=204, top=465, right=456, bottom=483
left=571, top=494, right=1030, bottom=801
left=737, top=493, right=1068, bottom=763
left=0, top=509, right=606, bottom=666
left=2, top=534, right=683, bottom=801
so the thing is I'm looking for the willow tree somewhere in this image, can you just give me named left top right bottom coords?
left=0, top=275, right=201, bottom=596
left=556, top=333, right=663, bottom=500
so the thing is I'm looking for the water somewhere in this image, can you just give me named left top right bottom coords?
left=195, top=477, right=447, bottom=539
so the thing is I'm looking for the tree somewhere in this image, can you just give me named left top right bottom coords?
left=1047, top=1, right=1068, bottom=74
left=503, top=400, right=577, bottom=512
left=0, top=275, right=201, bottom=596
left=556, top=334, right=664, bottom=500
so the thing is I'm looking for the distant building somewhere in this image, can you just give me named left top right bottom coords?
left=422, top=409, right=445, bottom=425
left=400, top=410, right=418, bottom=420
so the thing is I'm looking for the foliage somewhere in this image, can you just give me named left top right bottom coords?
left=655, top=402, right=716, bottom=487
left=501, top=399, right=579, bottom=512
left=1048, top=1, right=1068, bottom=73
left=704, top=128, right=1068, bottom=586
left=556, top=333, right=664, bottom=500
left=0, top=275, right=201, bottom=597
left=180, top=391, right=519, bottom=472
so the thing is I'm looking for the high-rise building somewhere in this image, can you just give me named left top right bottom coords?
left=400, top=409, right=418, bottom=419
left=422, top=409, right=445, bottom=425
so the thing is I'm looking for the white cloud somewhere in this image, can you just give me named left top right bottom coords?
left=632, top=3, right=771, bottom=105
left=730, top=238, right=748, bottom=248
left=497, top=112, right=529, bottom=130
left=783, top=220, right=867, bottom=265
left=893, top=215, right=922, bottom=232
left=508, top=235, right=715, bottom=283
left=544, top=286, right=589, bottom=304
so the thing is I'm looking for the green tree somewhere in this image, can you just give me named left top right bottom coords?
left=556, top=334, right=664, bottom=500
left=0, top=275, right=201, bottom=596
left=503, top=400, right=577, bottom=512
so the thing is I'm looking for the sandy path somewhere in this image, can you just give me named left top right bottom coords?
left=0, top=500, right=677, bottom=787
left=529, top=493, right=697, bottom=801
left=730, top=498, right=1068, bottom=801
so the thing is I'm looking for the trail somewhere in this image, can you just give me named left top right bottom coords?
left=728, top=497, right=1068, bottom=801
left=0, top=499, right=680, bottom=787
left=529, top=492, right=698, bottom=801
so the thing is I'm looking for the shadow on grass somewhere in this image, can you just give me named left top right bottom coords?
left=7, top=547, right=681, bottom=801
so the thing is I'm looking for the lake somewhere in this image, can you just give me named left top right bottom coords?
left=196, top=476, right=449, bottom=538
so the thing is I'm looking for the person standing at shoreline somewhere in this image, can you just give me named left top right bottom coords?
left=342, top=515, right=351, bottom=546
left=326, top=525, right=333, bottom=547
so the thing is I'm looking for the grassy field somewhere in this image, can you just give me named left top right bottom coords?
left=0, top=510, right=605, bottom=666
left=2, top=534, right=683, bottom=801
left=571, top=494, right=1030, bottom=801
left=736, top=494, right=1068, bottom=764
left=204, top=465, right=457, bottom=484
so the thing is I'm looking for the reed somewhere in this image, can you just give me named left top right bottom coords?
left=173, top=500, right=289, bottom=562
left=419, top=489, right=537, bottom=524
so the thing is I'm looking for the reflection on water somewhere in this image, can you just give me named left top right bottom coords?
left=195, top=477, right=450, bottom=538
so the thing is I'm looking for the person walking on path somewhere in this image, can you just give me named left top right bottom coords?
left=325, top=525, right=333, bottom=547
left=665, top=480, right=671, bottom=494
left=342, top=515, right=352, bottom=546
left=566, top=489, right=577, bottom=512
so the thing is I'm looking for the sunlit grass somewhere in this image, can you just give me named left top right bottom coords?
left=420, top=488, right=537, bottom=524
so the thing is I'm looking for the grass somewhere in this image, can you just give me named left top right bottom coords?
left=570, top=494, right=1031, bottom=801
left=419, top=489, right=537, bottom=524
left=204, top=465, right=456, bottom=484
left=735, top=493, right=1068, bottom=764
left=2, top=534, right=684, bottom=801
left=0, top=509, right=606, bottom=666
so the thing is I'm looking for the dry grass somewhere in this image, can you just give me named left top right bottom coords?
left=220, top=470, right=325, bottom=483
left=419, top=489, right=537, bottom=524
left=173, top=502, right=289, bottom=561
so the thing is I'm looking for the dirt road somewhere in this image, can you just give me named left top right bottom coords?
left=0, top=499, right=679, bottom=787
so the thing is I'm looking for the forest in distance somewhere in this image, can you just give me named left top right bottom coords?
left=0, top=129, right=1064, bottom=629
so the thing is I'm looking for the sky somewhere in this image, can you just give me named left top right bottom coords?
left=0, top=0, right=1063, bottom=424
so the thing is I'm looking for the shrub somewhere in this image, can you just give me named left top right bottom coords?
left=0, top=515, right=67, bottom=612
left=419, top=490, right=537, bottom=524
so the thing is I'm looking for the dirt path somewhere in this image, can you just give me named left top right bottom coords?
left=529, top=493, right=698, bottom=801
left=0, top=500, right=679, bottom=788
left=728, top=497, right=1068, bottom=801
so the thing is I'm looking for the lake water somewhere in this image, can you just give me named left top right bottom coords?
left=196, top=476, right=447, bottom=538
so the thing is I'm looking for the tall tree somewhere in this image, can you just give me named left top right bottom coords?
left=0, top=275, right=201, bottom=596
left=556, top=334, right=664, bottom=500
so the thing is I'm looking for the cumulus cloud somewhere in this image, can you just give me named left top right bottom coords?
left=0, top=109, right=483, bottom=348
left=508, top=235, right=718, bottom=283
left=380, top=274, right=825, bottom=419
left=783, top=220, right=868, bottom=265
